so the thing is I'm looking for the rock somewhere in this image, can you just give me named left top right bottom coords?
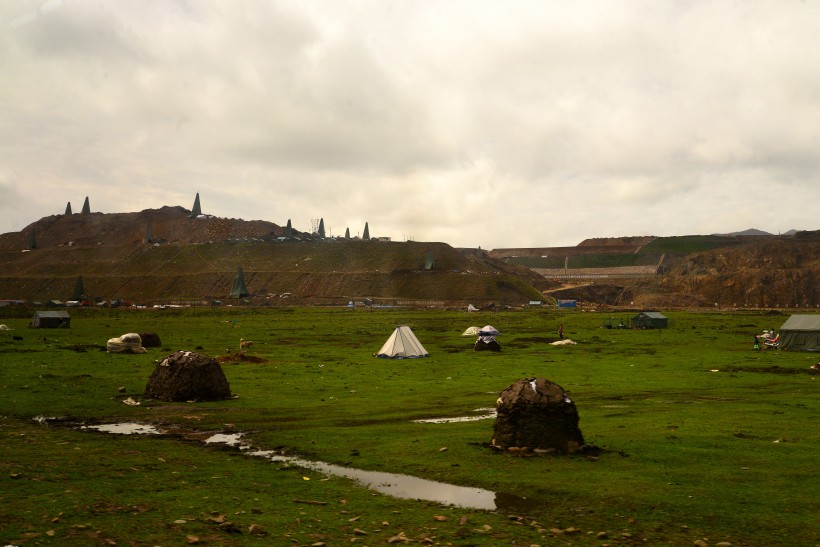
left=248, top=524, right=267, bottom=536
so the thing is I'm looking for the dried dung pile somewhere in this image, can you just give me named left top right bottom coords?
left=139, top=332, right=162, bottom=348
left=145, top=350, right=231, bottom=402
left=492, top=377, right=584, bottom=454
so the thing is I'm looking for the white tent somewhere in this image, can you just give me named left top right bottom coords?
left=462, top=326, right=481, bottom=336
left=375, top=325, right=429, bottom=359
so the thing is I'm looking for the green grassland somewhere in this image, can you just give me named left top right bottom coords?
left=1, top=307, right=817, bottom=545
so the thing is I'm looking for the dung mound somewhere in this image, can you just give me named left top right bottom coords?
left=492, top=378, right=584, bottom=453
left=145, top=351, right=231, bottom=402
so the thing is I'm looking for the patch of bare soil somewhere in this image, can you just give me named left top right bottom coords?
left=216, top=353, right=267, bottom=364
left=720, top=365, right=818, bottom=375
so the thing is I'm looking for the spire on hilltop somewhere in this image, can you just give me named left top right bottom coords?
left=191, top=193, right=202, bottom=216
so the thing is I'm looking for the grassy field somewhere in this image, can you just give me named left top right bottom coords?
left=1, top=306, right=817, bottom=546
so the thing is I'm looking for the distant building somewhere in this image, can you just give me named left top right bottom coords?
left=31, top=310, right=71, bottom=328
left=631, top=311, right=668, bottom=329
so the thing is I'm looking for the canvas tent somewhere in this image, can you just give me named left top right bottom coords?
left=31, top=311, right=71, bottom=328
left=778, top=315, right=820, bottom=351
left=375, top=325, right=429, bottom=358
left=474, top=325, right=501, bottom=351
left=229, top=266, right=249, bottom=298
left=462, top=326, right=481, bottom=336
left=632, top=311, right=668, bottom=329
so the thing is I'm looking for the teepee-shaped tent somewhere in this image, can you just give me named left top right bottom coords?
left=81, top=196, right=91, bottom=214
left=318, top=218, right=326, bottom=238
left=229, top=266, right=249, bottom=298
left=72, top=276, right=86, bottom=301
left=363, top=222, right=370, bottom=241
left=65, top=202, right=72, bottom=215
left=375, top=325, right=429, bottom=359
left=285, top=219, right=293, bottom=238
left=345, top=227, right=350, bottom=239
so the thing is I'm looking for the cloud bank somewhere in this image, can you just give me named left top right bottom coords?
left=2, top=0, right=818, bottom=248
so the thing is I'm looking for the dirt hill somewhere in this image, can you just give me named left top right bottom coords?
left=0, top=208, right=543, bottom=306
left=2, top=209, right=818, bottom=309
left=547, top=232, right=820, bottom=309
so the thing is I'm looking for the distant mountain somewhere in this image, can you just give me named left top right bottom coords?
left=713, top=228, right=772, bottom=237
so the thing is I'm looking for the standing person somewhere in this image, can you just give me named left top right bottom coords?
left=753, top=335, right=760, bottom=351
left=558, top=323, right=564, bottom=340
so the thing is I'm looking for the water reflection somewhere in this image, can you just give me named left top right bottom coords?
left=413, top=408, right=497, bottom=424
left=82, top=422, right=162, bottom=435
left=251, top=451, right=498, bottom=510
left=79, top=422, right=547, bottom=512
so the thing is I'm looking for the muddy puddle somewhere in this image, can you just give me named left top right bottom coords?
left=82, top=422, right=162, bottom=435
left=73, top=422, right=545, bottom=512
left=413, top=408, right=497, bottom=424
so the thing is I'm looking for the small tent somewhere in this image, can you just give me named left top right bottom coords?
left=229, top=266, right=249, bottom=298
left=778, top=315, right=820, bottom=351
left=474, top=325, right=501, bottom=352
left=632, top=311, right=668, bottom=329
left=462, top=326, right=481, bottom=336
left=375, top=325, right=429, bottom=359
left=31, top=311, right=71, bottom=328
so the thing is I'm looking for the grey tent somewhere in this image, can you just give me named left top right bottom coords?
left=81, top=196, right=90, bottom=214
left=285, top=219, right=293, bottom=238
left=318, top=218, right=326, bottom=238
left=363, top=222, right=370, bottom=241
left=375, top=325, right=429, bottom=359
left=345, top=227, right=350, bottom=239
left=31, top=311, right=71, bottom=328
left=229, top=266, right=249, bottom=298
left=632, top=311, right=668, bottom=329
left=65, top=202, right=72, bottom=215
left=778, top=315, right=820, bottom=351
left=72, top=276, right=86, bottom=301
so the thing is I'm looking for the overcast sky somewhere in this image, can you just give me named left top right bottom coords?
left=2, top=1, right=818, bottom=249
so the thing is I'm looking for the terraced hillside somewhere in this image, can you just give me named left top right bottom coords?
left=0, top=208, right=543, bottom=306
